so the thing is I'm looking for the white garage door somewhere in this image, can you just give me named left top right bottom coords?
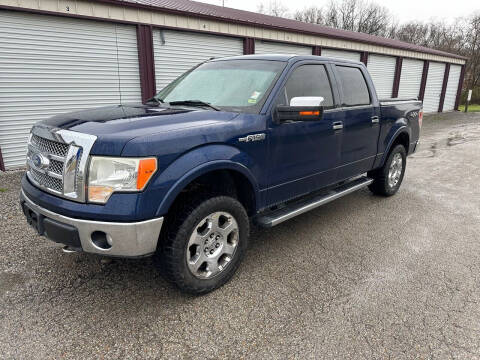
left=398, top=58, right=424, bottom=99
left=322, top=49, right=361, bottom=62
left=367, top=54, right=397, bottom=99
left=0, top=11, right=141, bottom=169
left=255, top=40, right=312, bottom=56
left=154, top=30, right=243, bottom=90
left=443, top=65, right=462, bottom=111
left=423, top=62, right=446, bottom=113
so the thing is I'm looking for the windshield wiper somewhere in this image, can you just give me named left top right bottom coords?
left=145, top=97, right=164, bottom=106
left=169, top=100, right=220, bottom=111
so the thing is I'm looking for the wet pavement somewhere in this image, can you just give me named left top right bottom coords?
left=0, top=111, right=479, bottom=359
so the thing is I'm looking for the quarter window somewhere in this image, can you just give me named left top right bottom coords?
left=336, top=66, right=371, bottom=107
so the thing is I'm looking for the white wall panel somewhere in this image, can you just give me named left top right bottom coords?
left=423, top=62, right=446, bottom=113
left=398, top=58, right=424, bottom=99
left=0, top=11, right=141, bottom=169
left=443, top=65, right=461, bottom=111
left=322, top=49, right=361, bottom=62
left=367, top=54, right=397, bottom=99
left=255, top=40, right=312, bottom=56
left=154, top=30, right=243, bottom=90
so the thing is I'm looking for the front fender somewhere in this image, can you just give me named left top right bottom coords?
left=150, top=144, right=260, bottom=217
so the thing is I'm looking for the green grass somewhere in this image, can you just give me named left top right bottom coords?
left=458, top=104, right=480, bottom=112
left=0, top=188, right=7, bottom=193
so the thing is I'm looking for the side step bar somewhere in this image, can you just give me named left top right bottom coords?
left=255, top=177, right=373, bottom=227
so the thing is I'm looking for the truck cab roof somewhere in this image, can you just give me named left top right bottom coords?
left=210, top=54, right=363, bottom=65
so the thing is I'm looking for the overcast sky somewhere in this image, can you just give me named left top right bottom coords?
left=199, top=0, right=474, bottom=23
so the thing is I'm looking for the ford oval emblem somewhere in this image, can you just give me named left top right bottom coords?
left=32, top=153, right=50, bottom=169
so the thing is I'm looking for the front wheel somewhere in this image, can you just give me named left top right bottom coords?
left=155, top=196, right=249, bottom=295
left=368, top=144, right=407, bottom=196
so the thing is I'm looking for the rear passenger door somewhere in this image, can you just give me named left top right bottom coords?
left=333, top=65, right=380, bottom=180
left=266, top=62, right=341, bottom=205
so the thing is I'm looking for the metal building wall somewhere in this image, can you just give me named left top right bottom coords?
left=367, top=54, right=397, bottom=99
left=443, top=65, right=462, bottom=111
left=423, top=62, right=446, bottom=113
left=254, top=40, right=312, bottom=55
left=398, top=58, right=424, bottom=99
left=0, top=10, right=141, bottom=169
left=321, top=49, right=361, bottom=62
left=153, top=30, right=243, bottom=91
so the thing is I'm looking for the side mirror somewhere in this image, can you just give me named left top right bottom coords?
left=274, top=96, right=324, bottom=123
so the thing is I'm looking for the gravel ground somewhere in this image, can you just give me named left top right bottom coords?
left=1, top=111, right=480, bottom=359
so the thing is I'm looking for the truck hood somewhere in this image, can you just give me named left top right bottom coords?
left=41, top=104, right=239, bottom=155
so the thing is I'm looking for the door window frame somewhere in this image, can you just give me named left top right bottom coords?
left=266, top=60, right=341, bottom=124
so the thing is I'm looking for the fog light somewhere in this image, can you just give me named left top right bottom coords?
left=91, top=231, right=112, bottom=250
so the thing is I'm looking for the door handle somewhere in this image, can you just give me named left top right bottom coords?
left=371, top=116, right=380, bottom=124
left=332, top=121, right=343, bottom=130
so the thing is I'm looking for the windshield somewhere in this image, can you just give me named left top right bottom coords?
left=155, top=60, right=286, bottom=113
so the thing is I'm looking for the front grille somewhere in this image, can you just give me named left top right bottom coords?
left=29, top=167, right=63, bottom=193
left=27, top=134, right=69, bottom=195
left=31, top=134, right=69, bottom=157
left=26, top=127, right=97, bottom=202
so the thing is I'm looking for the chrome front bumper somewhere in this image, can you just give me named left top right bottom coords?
left=20, top=190, right=164, bottom=257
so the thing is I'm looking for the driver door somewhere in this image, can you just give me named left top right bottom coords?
left=266, top=62, right=342, bottom=206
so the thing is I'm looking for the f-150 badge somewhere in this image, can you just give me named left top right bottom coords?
left=239, top=133, right=266, bottom=143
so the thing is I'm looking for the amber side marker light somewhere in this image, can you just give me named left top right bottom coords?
left=137, top=158, right=158, bottom=190
left=299, top=111, right=320, bottom=116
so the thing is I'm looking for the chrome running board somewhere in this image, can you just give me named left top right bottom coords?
left=256, top=177, right=373, bottom=227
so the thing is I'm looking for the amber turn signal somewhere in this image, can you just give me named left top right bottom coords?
left=137, top=158, right=158, bottom=190
left=299, top=111, right=320, bottom=116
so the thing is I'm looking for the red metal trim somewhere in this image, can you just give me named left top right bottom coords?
left=243, top=38, right=255, bottom=55
left=136, top=24, right=156, bottom=103
left=438, top=63, right=450, bottom=112
left=0, top=3, right=466, bottom=61
left=312, top=46, right=322, bottom=56
left=455, top=64, right=466, bottom=110
left=0, top=147, right=5, bottom=172
left=360, top=51, right=368, bottom=66
left=392, top=57, right=403, bottom=98
left=419, top=61, right=429, bottom=102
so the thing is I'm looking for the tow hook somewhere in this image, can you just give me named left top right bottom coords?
left=62, top=246, right=77, bottom=254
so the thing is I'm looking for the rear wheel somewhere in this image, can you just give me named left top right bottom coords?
left=368, top=144, right=407, bottom=196
left=155, top=196, right=249, bottom=295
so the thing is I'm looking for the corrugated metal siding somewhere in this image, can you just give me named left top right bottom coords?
left=398, top=58, right=424, bottom=99
left=153, top=30, right=243, bottom=90
left=0, top=10, right=141, bottom=169
left=443, top=65, right=461, bottom=111
left=255, top=40, right=312, bottom=55
left=321, top=49, right=361, bottom=62
left=423, top=62, right=446, bottom=113
left=367, top=54, right=396, bottom=99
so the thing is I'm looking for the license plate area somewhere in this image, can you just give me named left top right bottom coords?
left=21, top=201, right=45, bottom=235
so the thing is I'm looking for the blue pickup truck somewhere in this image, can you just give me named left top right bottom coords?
left=20, top=55, right=422, bottom=294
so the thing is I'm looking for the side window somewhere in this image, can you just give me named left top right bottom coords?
left=279, top=65, right=334, bottom=108
left=336, top=66, right=371, bottom=107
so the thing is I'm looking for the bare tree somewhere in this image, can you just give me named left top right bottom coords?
left=257, top=0, right=290, bottom=18
left=293, top=0, right=392, bottom=36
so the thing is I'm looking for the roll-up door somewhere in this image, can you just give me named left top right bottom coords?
left=398, top=59, right=424, bottom=99
left=255, top=40, right=312, bottom=56
left=367, top=54, right=397, bottom=99
left=423, top=62, right=446, bottom=113
left=153, top=30, right=243, bottom=90
left=321, top=49, right=361, bottom=62
left=443, top=65, right=462, bottom=111
left=0, top=11, right=141, bottom=169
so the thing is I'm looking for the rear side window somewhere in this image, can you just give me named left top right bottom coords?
left=281, top=65, right=334, bottom=108
left=336, top=66, right=371, bottom=107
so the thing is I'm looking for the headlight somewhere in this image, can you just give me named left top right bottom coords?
left=88, top=156, right=157, bottom=204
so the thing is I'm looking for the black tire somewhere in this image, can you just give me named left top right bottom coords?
left=368, top=144, right=407, bottom=196
left=155, top=196, right=249, bottom=295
